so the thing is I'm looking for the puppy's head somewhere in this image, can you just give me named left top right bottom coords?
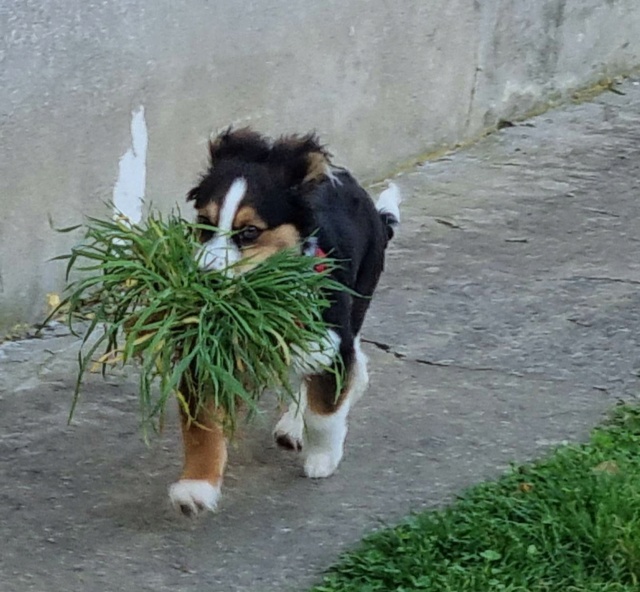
left=187, top=128, right=331, bottom=273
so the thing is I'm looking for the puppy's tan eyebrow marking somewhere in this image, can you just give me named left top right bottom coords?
left=198, top=203, right=219, bottom=226
left=233, top=206, right=268, bottom=230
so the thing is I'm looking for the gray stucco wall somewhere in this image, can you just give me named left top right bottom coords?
left=2, top=0, right=640, bottom=333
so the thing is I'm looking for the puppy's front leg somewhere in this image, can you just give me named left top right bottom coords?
left=274, top=379, right=307, bottom=451
left=303, top=336, right=369, bottom=478
left=276, top=329, right=340, bottom=452
left=169, top=398, right=227, bottom=516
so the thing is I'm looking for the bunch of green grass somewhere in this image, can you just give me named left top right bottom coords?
left=46, top=211, right=344, bottom=434
left=311, top=405, right=640, bottom=592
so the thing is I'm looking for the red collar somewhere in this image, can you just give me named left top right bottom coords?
left=295, top=246, right=329, bottom=328
left=314, top=246, right=328, bottom=273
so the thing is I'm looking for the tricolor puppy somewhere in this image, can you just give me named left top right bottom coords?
left=169, top=128, right=401, bottom=516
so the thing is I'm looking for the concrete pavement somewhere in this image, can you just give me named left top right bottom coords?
left=2, top=78, right=640, bottom=592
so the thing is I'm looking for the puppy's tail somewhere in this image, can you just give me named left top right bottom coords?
left=376, top=182, right=402, bottom=241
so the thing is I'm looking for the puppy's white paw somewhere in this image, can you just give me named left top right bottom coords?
left=169, top=479, right=220, bottom=517
left=274, top=410, right=304, bottom=451
left=304, top=450, right=341, bottom=479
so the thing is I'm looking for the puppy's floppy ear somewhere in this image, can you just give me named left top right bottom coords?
left=270, top=133, right=333, bottom=188
left=186, top=185, right=200, bottom=203
left=208, top=127, right=271, bottom=164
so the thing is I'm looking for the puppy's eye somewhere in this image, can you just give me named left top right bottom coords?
left=236, top=225, right=262, bottom=245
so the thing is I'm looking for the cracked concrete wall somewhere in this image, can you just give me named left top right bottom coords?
left=1, top=0, right=640, bottom=333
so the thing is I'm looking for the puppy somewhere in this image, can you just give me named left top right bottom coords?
left=169, top=128, right=401, bottom=516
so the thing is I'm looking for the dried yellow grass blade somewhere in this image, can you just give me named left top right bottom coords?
left=266, top=328, right=292, bottom=366
left=132, top=333, right=155, bottom=346
left=96, top=350, right=125, bottom=365
left=181, top=317, right=200, bottom=325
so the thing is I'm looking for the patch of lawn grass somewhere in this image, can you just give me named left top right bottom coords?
left=311, top=406, right=640, bottom=591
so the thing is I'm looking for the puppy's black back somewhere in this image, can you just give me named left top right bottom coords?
left=310, top=172, right=389, bottom=340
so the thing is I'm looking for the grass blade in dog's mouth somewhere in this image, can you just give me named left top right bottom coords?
left=45, top=211, right=344, bottom=436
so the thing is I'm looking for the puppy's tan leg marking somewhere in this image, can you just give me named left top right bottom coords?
left=169, top=401, right=227, bottom=516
